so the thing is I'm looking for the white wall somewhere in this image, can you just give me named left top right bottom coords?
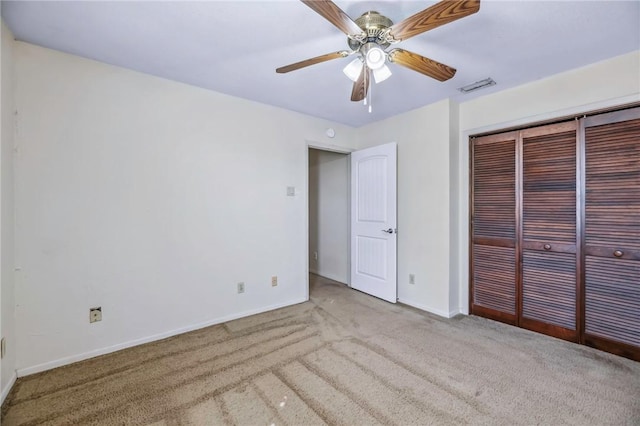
left=308, top=149, right=349, bottom=284
left=0, top=19, right=17, bottom=401
left=357, top=100, right=456, bottom=317
left=456, top=50, right=640, bottom=314
left=5, top=37, right=639, bottom=384
left=13, top=42, right=357, bottom=374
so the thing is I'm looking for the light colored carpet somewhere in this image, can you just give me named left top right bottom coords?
left=3, top=274, right=640, bottom=425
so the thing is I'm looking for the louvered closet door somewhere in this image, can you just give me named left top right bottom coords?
left=583, top=108, right=640, bottom=360
left=521, top=122, right=578, bottom=341
left=471, top=132, right=517, bottom=324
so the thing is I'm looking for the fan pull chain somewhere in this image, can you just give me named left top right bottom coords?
left=368, top=72, right=373, bottom=113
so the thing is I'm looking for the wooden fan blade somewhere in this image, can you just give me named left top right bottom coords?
left=388, top=49, right=456, bottom=81
left=276, top=51, right=349, bottom=74
left=388, top=0, right=480, bottom=42
left=351, top=65, right=369, bottom=102
left=301, top=0, right=363, bottom=36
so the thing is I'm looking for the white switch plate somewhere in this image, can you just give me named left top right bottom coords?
left=409, top=274, right=415, bottom=285
left=286, top=186, right=295, bottom=196
left=237, top=282, right=245, bottom=294
left=271, top=276, right=278, bottom=287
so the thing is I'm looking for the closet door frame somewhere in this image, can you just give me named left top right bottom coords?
left=469, top=104, right=640, bottom=361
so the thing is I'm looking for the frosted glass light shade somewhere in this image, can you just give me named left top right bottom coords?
left=343, top=58, right=362, bottom=82
left=373, top=65, right=392, bottom=83
left=365, top=46, right=386, bottom=70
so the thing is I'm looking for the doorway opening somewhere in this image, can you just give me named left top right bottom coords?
left=306, top=142, right=398, bottom=303
left=308, top=148, right=350, bottom=287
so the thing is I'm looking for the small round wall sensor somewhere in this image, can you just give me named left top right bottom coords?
left=326, top=128, right=336, bottom=138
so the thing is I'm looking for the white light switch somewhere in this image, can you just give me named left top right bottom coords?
left=287, top=186, right=295, bottom=196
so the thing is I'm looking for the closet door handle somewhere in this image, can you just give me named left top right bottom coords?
left=613, top=250, right=624, bottom=258
left=543, top=244, right=551, bottom=251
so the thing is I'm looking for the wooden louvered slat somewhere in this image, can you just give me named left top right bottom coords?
left=583, top=110, right=640, bottom=360
left=522, top=130, right=576, bottom=243
left=473, top=245, right=516, bottom=315
left=585, top=118, right=640, bottom=250
left=473, top=139, right=516, bottom=240
left=520, top=123, right=577, bottom=340
left=585, top=257, right=640, bottom=347
left=522, top=250, right=576, bottom=330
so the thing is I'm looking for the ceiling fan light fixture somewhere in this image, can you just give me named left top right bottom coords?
left=373, top=64, right=392, bottom=83
left=343, top=58, right=363, bottom=82
left=279, top=0, right=480, bottom=106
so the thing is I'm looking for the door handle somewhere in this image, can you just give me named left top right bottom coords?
left=382, top=228, right=394, bottom=234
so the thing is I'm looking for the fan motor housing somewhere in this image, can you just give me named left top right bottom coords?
left=348, top=11, right=393, bottom=50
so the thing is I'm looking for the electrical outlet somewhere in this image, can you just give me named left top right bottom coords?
left=409, top=274, right=415, bottom=285
left=237, top=282, right=245, bottom=294
left=89, top=307, right=102, bottom=323
left=271, top=276, right=278, bottom=287
left=1, top=337, right=5, bottom=359
left=313, top=251, right=318, bottom=260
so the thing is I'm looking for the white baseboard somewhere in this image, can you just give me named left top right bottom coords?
left=1, top=371, right=17, bottom=405
left=398, top=299, right=460, bottom=319
left=449, top=308, right=464, bottom=318
left=17, top=297, right=307, bottom=378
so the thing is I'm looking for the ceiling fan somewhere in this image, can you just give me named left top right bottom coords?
left=276, top=0, right=480, bottom=107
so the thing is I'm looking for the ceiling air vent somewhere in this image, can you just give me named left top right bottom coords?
left=458, top=78, right=496, bottom=94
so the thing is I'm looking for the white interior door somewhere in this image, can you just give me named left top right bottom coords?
left=350, top=142, right=397, bottom=302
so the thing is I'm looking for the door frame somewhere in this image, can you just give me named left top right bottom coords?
left=304, top=140, right=354, bottom=301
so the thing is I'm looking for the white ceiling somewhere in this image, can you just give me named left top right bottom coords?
left=2, top=1, right=639, bottom=127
